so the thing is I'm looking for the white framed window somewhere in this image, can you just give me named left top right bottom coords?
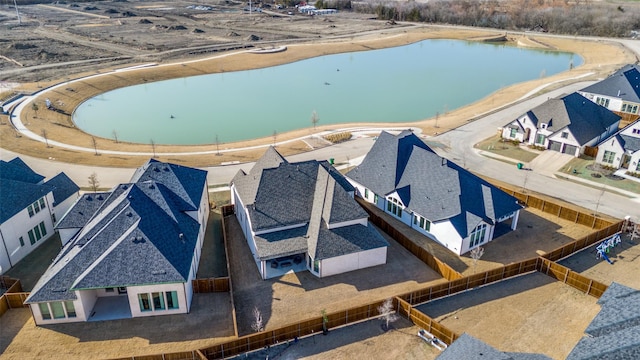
left=470, top=223, right=488, bottom=248
left=636, top=162, right=640, bottom=172
left=364, top=188, right=369, bottom=199
left=561, top=131, right=569, bottom=139
left=138, top=291, right=179, bottom=312
left=535, top=134, right=546, bottom=145
left=38, top=301, right=77, bottom=320
left=413, top=214, right=431, bottom=232
left=386, top=197, right=403, bottom=218
left=602, top=150, right=615, bottom=164
left=509, top=128, right=517, bottom=138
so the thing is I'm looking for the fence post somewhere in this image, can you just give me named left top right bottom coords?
left=587, top=279, right=593, bottom=295
left=563, top=267, right=569, bottom=284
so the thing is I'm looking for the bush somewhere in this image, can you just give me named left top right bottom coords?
left=625, top=171, right=640, bottom=178
left=323, top=131, right=352, bottom=144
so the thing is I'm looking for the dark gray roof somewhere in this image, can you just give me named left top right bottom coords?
left=581, top=64, right=640, bottom=103
left=528, top=93, right=620, bottom=145
left=0, top=158, right=54, bottom=223
left=55, top=192, right=111, bottom=229
left=26, top=160, right=206, bottom=304
left=566, top=283, right=640, bottom=360
left=619, top=134, right=640, bottom=153
left=437, top=333, right=551, bottom=360
left=346, top=131, right=523, bottom=238
left=234, top=148, right=387, bottom=261
left=45, top=172, right=79, bottom=207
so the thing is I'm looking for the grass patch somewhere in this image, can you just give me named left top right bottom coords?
left=323, top=131, right=352, bottom=144
left=559, top=157, right=640, bottom=194
left=475, top=135, right=539, bottom=163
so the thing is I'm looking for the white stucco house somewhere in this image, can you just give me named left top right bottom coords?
left=345, top=131, right=523, bottom=256
left=578, top=64, right=640, bottom=121
left=501, top=92, right=621, bottom=157
left=0, top=157, right=79, bottom=275
left=595, top=119, right=640, bottom=174
left=25, top=159, right=209, bottom=325
left=230, top=147, right=388, bottom=280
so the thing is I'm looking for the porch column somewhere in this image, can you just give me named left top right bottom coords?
left=487, top=223, right=495, bottom=242
left=511, top=210, right=520, bottom=230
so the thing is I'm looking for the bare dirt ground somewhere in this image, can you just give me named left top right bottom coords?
left=416, top=272, right=602, bottom=360
left=0, top=1, right=635, bottom=168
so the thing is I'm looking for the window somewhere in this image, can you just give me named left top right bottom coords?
left=51, top=213, right=56, bottom=224
left=470, top=223, right=488, bottom=248
left=633, top=128, right=640, bottom=135
left=313, top=260, right=320, bottom=273
left=19, top=236, right=24, bottom=247
left=364, top=188, right=369, bottom=199
left=535, top=134, right=546, bottom=145
left=561, top=131, right=569, bottom=139
left=510, top=128, right=517, bottom=138
left=166, top=291, right=179, bottom=309
left=636, top=162, right=640, bottom=172
left=386, top=197, right=403, bottom=218
left=602, top=150, right=616, bottom=164
left=596, top=97, right=610, bottom=107
left=39, top=198, right=45, bottom=210
left=622, top=103, right=639, bottom=114
left=152, top=292, right=165, bottom=310
left=105, top=287, right=114, bottom=293
left=28, top=230, right=36, bottom=245
left=540, top=123, right=547, bottom=130
left=34, top=226, right=41, bottom=241
left=374, top=194, right=378, bottom=203
left=138, top=293, right=151, bottom=312
left=413, top=215, right=431, bottom=232
left=64, top=301, right=76, bottom=318
left=28, top=205, right=34, bottom=217
left=39, top=303, right=51, bottom=320
left=33, top=200, right=40, bottom=213
left=50, top=302, right=65, bottom=319
left=39, top=222, right=47, bottom=237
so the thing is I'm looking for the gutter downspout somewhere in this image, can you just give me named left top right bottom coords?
left=0, top=227, right=14, bottom=271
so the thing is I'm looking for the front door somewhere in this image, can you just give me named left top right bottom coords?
left=622, top=154, right=631, bottom=169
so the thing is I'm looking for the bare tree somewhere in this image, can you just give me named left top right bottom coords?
left=272, top=130, right=277, bottom=146
left=112, top=130, right=119, bottom=143
left=88, top=172, right=100, bottom=193
left=41, top=129, right=51, bottom=148
left=150, top=139, right=156, bottom=158
left=434, top=111, right=440, bottom=128
left=251, top=306, right=264, bottom=332
left=377, top=298, right=398, bottom=331
left=91, top=136, right=99, bottom=156
left=470, top=246, right=485, bottom=274
left=311, top=110, right=320, bottom=130
left=321, top=309, right=329, bottom=334
left=215, top=134, right=221, bottom=156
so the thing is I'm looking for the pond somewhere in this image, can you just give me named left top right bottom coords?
left=73, top=39, right=581, bottom=145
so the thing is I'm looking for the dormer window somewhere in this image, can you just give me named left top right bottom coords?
left=561, top=132, right=569, bottom=139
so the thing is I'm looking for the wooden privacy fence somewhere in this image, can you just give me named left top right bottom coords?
left=357, top=198, right=463, bottom=281
left=111, top=349, right=207, bottom=360
left=497, top=186, right=615, bottom=229
left=537, top=257, right=608, bottom=298
left=221, top=215, right=239, bottom=337
left=0, top=276, right=26, bottom=317
left=397, top=297, right=458, bottom=345
left=220, top=204, right=235, bottom=217
left=198, top=299, right=390, bottom=359
left=542, top=222, right=623, bottom=262
left=192, top=277, right=230, bottom=293
left=583, top=146, right=598, bottom=158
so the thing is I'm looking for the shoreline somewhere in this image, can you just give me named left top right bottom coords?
left=1, top=25, right=635, bottom=168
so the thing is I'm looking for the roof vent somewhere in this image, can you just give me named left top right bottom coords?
left=154, top=167, right=160, bottom=172
left=151, top=270, right=166, bottom=275
left=78, top=211, right=83, bottom=215
left=128, top=195, right=133, bottom=200
left=126, top=212, right=132, bottom=217
left=179, top=233, right=184, bottom=242
left=149, top=184, right=155, bottom=189
left=97, top=195, right=104, bottom=200
left=164, top=167, right=170, bottom=172
left=86, top=195, right=92, bottom=201
left=132, top=236, right=145, bottom=244
left=122, top=185, right=128, bottom=190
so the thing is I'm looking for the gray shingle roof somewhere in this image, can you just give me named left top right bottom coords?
left=233, top=148, right=387, bottom=261
left=619, top=134, right=640, bottom=153
left=345, top=131, right=523, bottom=239
left=26, top=160, right=206, bottom=304
left=0, top=158, right=55, bottom=223
left=581, top=64, right=640, bottom=103
left=566, top=283, right=640, bottom=360
left=437, top=333, right=551, bottom=360
left=529, top=92, right=620, bottom=145
left=55, top=192, right=110, bottom=229
left=45, top=172, right=79, bottom=207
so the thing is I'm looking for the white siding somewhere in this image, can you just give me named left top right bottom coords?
left=319, top=247, right=387, bottom=277
left=53, top=193, right=79, bottom=226
left=428, top=221, right=465, bottom=255
left=31, top=294, right=89, bottom=325
left=547, top=129, right=582, bottom=156
left=58, top=228, right=80, bottom=246
left=596, top=137, right=625, bottom=168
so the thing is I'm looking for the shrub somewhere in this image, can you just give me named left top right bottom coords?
left=324, top=131, right=352, bottom=144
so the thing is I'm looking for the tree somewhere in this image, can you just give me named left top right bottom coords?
left=88, top=172, right=100, bottom=193
left=311, top=110, right=319, bottom=130
left=31, top=102, right=39, bottom=118
left=150, top=138, right=156, bottom=158
left=377, top=298, right=398, bottom=331
left=215, top=134, right=221, bottom=156
left=272, top=130, right=277, bottom=146
left=112, top=130, right=119, bottom=143
left=321, top=309, right=329, bottom=334
left=251, top=306, right=264, bottom=332
left=91, top=136, right=99, bottom=156
left=470, top=246, right=484, bottom=274
left=41, top=129, right=50, bottom=148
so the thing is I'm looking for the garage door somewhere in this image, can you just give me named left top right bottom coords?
left=549, top=141, right=562, bottom=152
left=562, top=144, right=578, bottom=156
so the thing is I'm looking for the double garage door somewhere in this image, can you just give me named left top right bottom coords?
left=548, top=141, right=578, bottom=156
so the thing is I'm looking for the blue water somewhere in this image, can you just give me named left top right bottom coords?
left=73, top=39, right=581, bottom=145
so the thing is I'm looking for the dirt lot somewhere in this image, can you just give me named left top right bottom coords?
left=416, top=272, right=601, bottom=360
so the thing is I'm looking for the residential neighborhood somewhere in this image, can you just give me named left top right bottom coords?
left=2, top=6, right=640, bottom=360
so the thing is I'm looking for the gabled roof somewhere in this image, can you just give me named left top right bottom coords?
left=528, top=93, right=620, bottom=145
left=26, top=160, right=206, bottom=304
left=437, top=333, right=551, bottom=360
left=619, top=134, right=640, bottom=153
left=0, top=157, right=57, bottom=223
left=45, top=172, right=80, bottom=207
left=345, top=131, right=523, bottom=238
left=233, top=148, right=387, bottom=261
left=55, top=192, right=110, bottom=229
left=581, top=64, right=640, bottom=103
left=567, top=283, right=640, bottom=360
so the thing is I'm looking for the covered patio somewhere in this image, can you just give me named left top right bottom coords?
left=88, top=296, right=132, bottom=322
